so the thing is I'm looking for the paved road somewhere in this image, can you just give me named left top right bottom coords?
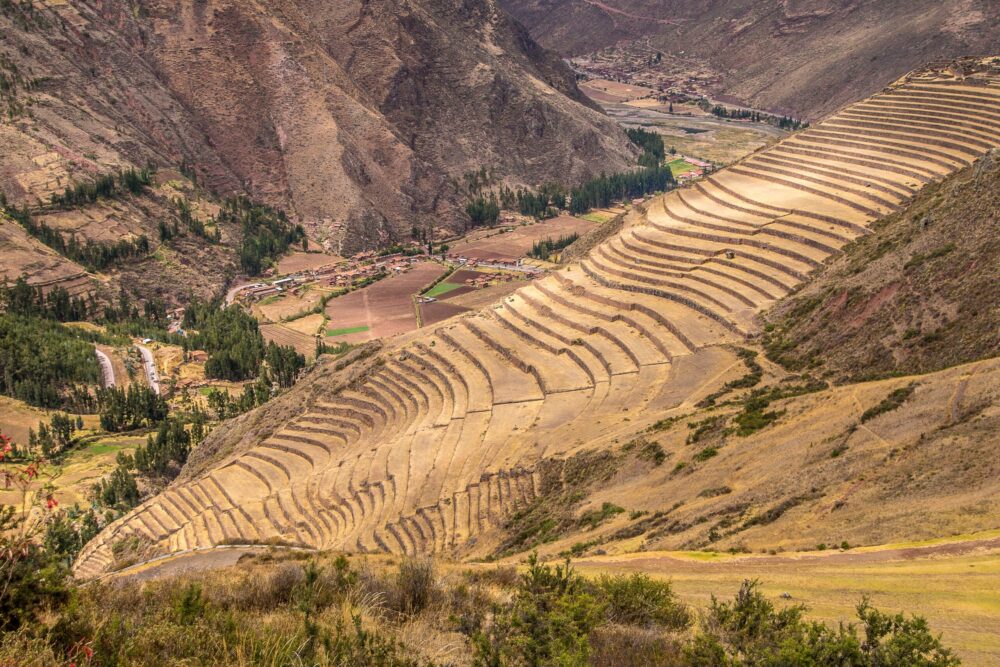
left=94, top=348, right=115, bottom=388
left=137, top=345, right=160, bottom=394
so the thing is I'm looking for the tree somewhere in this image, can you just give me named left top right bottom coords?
left=473, top=553, right=603, bottom=666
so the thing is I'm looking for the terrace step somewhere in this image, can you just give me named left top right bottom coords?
left=464, top=315, right=593, bottom=394
left=774, top=140, right=939, bottom=187
left=809, top=125, right=980, bottom=163
left=827, top=115, right=999, bottom=151
left=591, top=245, right=749, bottom=314
left=794, top=128, right=965, bottom=172
left=657, top=194, right=841, bottom=258
left=492, top=302, right=609, bottom=384
left=548, top=270, right=729, bottom=351
left=526, top=280, right=671, bottom=365
left=511, top=287, right=641, bottom=374
left=437, top=322, right=544, bottom=403
left=614, top=234, right=785, bottom=302
left=727, top=165, right=889, bottom=217
left=632, top=222, right=818, bottom=279
left=603, top=240, right=767, bottom=307
left=416, top=337, right=493, bottom=412
left=580, top=256, right=751, bottom=338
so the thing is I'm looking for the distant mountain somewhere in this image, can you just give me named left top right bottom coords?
left=500, top=0, right=1000, bottom=118
left=0, top=0, right=634, bottom=255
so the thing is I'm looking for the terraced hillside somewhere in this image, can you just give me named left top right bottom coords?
left=75, top=61, right=1000, bottom=578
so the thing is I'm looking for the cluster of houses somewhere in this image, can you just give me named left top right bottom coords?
left=232, top=251, right=431, bottom=306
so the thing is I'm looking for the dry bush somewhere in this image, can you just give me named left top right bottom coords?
left=589, top=624, right=686, bottom=667
left=462, top=565, right=519, bottom=589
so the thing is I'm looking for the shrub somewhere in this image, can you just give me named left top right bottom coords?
left=860, top=384, right=916, bottom=423
left=589, top=624, right=686, bottom=667
left=694, top=447, right=718, bottom=462
left=472, top=554, right=603, bottom=666
left=579, top=502, right=626, bottom=530
left=689, top=580, right=959, bottom=666
left=394, top=557, right=436, bottom=616
left=597, top=573, right=691, bottom=630
left=698, top=486, right=732, bottom=498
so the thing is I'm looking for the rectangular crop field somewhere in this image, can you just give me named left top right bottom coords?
left=668, top=158, right=698, bottom=176
left=324, top=261, right=445, bottom=342
left=424, top=281, right=464, bottom=298
left=260, top=323, right=317, bottom=358
left=326, top=325, right=369, bottom=337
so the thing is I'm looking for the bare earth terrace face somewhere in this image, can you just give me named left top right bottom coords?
left=74, top=61, right=1000, bottom=579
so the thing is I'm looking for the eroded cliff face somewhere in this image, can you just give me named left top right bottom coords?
left=1, top=0, right=633, bottom=253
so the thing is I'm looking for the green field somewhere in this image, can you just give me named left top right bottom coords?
left=581, top=211, right=613, bottom=223
left=668, top=158, right=698, bottom=176
left=326, top=325, right=370, bottom=337
left=424, top=281, right=463, bottom=298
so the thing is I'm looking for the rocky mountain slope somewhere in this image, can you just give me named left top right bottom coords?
left=0, top=0, right=633, bottom=254
left=765, top=152, right=1000, bottom=380
left=501, top=0, right=1000, bottom=118
left=73, top=61, right=1000, bottom=578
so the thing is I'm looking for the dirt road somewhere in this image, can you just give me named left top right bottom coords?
left=94, top=348, right=115, bottom=388
left=137, top=345, right=160, bottom=394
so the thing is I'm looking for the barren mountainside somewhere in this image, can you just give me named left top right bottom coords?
left=500, top=0, right=1000, bottom=118
left=0, top=0, right=634, bottom=253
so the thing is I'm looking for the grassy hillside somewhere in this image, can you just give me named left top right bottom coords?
left=764, top=153, right=1000, bottom=381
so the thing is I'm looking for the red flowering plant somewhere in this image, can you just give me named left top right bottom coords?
left=0, top=431, right=69, bottom=635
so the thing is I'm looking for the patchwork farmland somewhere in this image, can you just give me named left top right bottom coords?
left=323, top=261, right=445, bottom=343
left=75, top=62, right=1000, bottom=582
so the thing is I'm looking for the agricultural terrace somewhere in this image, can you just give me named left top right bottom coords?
left=274, top=250, right=342, bottom=275
left=259, top=322, right=318, bottom=360
left=324, top=261, right=444, bottom=343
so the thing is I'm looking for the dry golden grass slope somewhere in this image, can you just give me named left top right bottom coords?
left=75, top=60, right=1000, bottom=582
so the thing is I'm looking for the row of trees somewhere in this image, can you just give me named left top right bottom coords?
left=183, top=301, right=266, bottom=381
left=1, top=276, right=91, bottom=322
left=205, top=378, right=270, bottom=420
left=462, top=136, right=676, bottom=228
left=626, top=127, right=666, bottom=168
left=707, top=103, right=808, bottom=130
left=49, top=167, right=153, bottom=208
left=528, top=233, right=580, bottom=260
left=568, top=165, right=675, bottom=214
left=5, top=203, right=149, bottom=271
left=182, top=301, right=304, bottom=384
left=465, top=193, right=501, bottom=228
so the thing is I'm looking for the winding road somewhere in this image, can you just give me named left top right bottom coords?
left=94, top=348, right=116, bottom=388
